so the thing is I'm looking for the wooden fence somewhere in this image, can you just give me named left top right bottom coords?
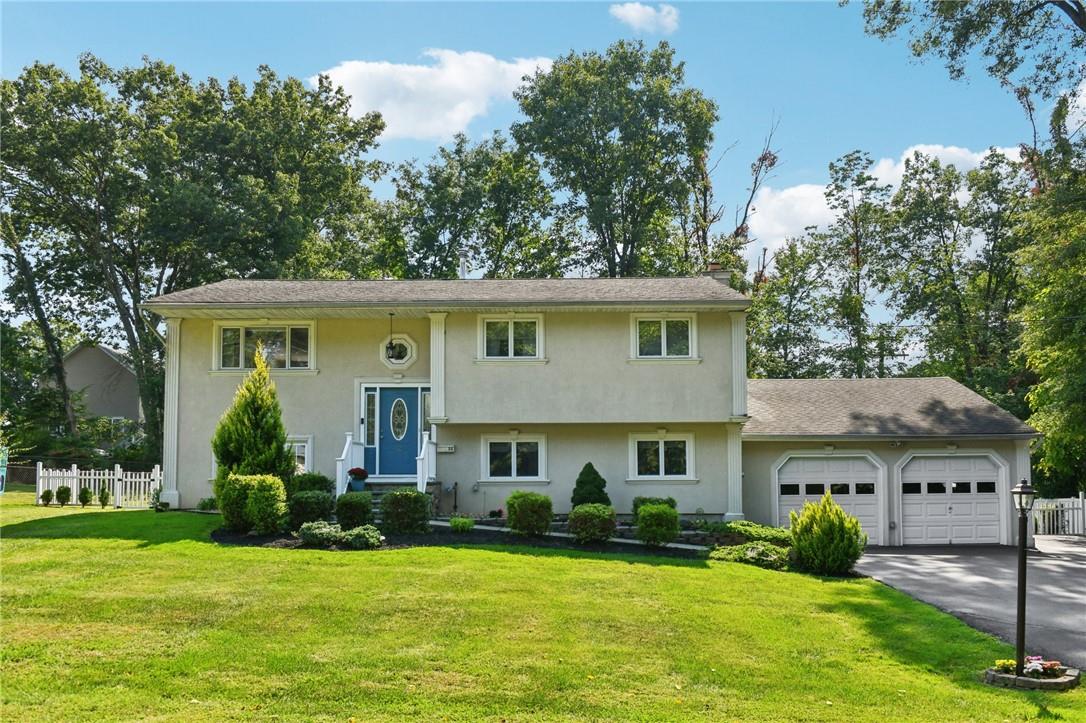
left=36, top=463, right=161, bottom=509
left=1032, top=494, right=1086, bottom=536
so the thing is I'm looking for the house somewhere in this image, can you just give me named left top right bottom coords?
left=143, top=270, right=1037, bottom=546
left=62, top=343, right=143, bottom=423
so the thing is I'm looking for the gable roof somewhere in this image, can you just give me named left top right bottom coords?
left=143, top=276, right=749, bottom=315
left=744, top=377, right=1036, bottom=438
left=62, top=342, right=136, bottom=376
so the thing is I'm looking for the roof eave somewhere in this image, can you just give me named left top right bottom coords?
left=741, top=432, right=1040, bottom=441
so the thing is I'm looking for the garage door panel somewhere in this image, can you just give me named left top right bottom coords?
left=777, top=456, right=880, bottom=540
left=901, top=455, right=1001, bottom=545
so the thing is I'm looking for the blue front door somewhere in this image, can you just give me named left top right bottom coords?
left=378, top=388, right=418, bottom=475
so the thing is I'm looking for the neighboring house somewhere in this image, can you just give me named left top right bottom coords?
left=62, top=343, right=143, bottom=423
left=143, top=269, right=1037, bottom=546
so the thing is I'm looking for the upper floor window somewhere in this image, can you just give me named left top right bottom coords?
left=632, top=315, right=696, bottom=359
left=477, top=314, right=544, bottom=360
left=217, top=323, right=313, bottom=370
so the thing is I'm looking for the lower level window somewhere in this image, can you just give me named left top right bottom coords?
left=287, top=436, right=311, bottom=475
left=481, top=435, right=545, bottom=481
left=629, top=434, right=694, bottom=480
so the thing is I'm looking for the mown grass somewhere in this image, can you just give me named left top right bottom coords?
left=1, top=486, right=1082, bottom=721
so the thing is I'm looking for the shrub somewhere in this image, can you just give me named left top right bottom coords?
left=567, top=503, right=617, bottom=544
left=449, top=516, right=475, bottom=533
left=39, top=489, right=53, bottom=506
left=710, top=542, right=792, bottom=571
left=702, top=520, right=792, bottom=547
left=289, top=490, right=334, bottom=530
left=215, top=474, right=255, bottom=532
left=97, top=486, right=110, bottom=508
left=292, top=472, right=334, bottom=496
left=77, top=487, right=93, bottom=508
left=632, top=496, right=676, bottom=517
left=341, top=524, right=384, bottom=550
left=636, top=503, right=680, bottom=546
left=55, top=485, right=72, bottom=506
left=381, top=489, right=431, bottom=534
left=244, top=475, right=287, bottom=535
left=506, top=491, right=553, bottom=535
left=335, top=492, right=373, bottom=530
left=196, top=497, right=218, bottom=511
left=297, top=521, right=342, bottom=546
left=789, top=492, right=867, bottom=575
left=570, top=462, right=610, bottom=506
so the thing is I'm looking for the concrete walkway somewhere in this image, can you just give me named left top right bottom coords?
left=857, top=536, right=1086, bottom=667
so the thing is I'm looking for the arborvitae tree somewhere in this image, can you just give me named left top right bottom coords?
left=211, top=344, right=294, bottom=491
left=571, top=462, right=611, bottom=507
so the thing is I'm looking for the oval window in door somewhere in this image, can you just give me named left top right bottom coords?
left=390, top=398, right=408, bottom=441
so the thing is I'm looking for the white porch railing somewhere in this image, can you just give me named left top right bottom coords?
left=1032, top=494, right=1086, bottom=536
left=334, top=433, right=353, bottom=498
left=416, top=431, right=437, bottom=493
left=36, top=463, right=161, bottom=509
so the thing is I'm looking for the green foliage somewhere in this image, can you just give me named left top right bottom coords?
left=789, top=492, right=867, bottom=575
left=196, top=497, right=217, bottom=512
left=242, top=475, right=287, bottom=535
left=215, top=474, right=255, bottom=533
left=340, top=525, right=384, bottom=550
left=211, top=349, right=295, bottom=485
left=77, top=487, right=93, bottom=508
left=635, top=503, right=680, bottom=546
left=288, top=491, right=334, bottom=531
left=567, top=503, right=617, bottom=544
left=449, top=516, right=475, bottom=533
left=291, top=472, right=335, bottom=496
left=97, top=486, right=110, bottom=509
left=710, top=542, right=792, bottom=571
left=632, top=496, right=676, bottom=517
left=380, top=490, right=431, bottom=534
left=55, top=485, right=71, bottom=506
left=39, top=489, right=53, bottom=506
left=335, top=492, right=374, bottom=531
left=506, top=491, right=553, bottom=536
left=297, top=521, right=343, bottom=547
left=570, top=462, right=610, bottom=507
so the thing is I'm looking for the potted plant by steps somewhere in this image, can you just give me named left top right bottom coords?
left=347, top=467, right=369, bottom=492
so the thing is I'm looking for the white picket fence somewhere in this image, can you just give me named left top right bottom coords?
left=36, top=463, right=161, bottom=509
left=1032, top=494, right=1086, bottom=536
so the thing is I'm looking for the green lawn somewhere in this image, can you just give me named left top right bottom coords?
left=2, top=486, right=1082, bottom=722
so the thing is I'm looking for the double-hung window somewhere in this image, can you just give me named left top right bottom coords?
left=632, top=315, right=696, bottom=359
left=481, top=435, right=546, bottom=482
left=478, top=315, right=544, bottom=360
left=287, top=436, right=312, bottom=474
left=629, top=434, right=695, bottom=481
left=217, top=323, right=313, bottom=370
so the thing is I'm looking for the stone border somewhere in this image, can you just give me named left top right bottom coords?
left=984, top=667, right=1081, bottom=691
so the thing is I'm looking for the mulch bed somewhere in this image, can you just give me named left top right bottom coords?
left=210, top=526, right=707, bottom=559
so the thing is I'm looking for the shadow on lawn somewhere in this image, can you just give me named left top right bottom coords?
left=429, top=541, right=713, bottom=569
left=0, top=509, right=216, bottom=547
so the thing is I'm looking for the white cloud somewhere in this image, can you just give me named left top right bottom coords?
left=313, top=49, right=551, bottom=141
left=609, top=3, right=679, bottom=34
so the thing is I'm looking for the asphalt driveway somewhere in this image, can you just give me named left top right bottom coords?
left=857, top=536, right=1086, bottom=668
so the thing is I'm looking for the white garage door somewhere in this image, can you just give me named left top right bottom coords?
left=777, top=457, right=880, bottom=539
left=901, top=456, right=1001, bottom=545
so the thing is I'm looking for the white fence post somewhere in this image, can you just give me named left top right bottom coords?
left=114, top=465, right=123, bottom=508
left=35, top=461, right=43, bottom=504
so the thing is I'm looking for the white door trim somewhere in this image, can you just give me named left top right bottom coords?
left=770, top=449, right=887, bottom=546
left=893, top=448, right=1010, bottom=546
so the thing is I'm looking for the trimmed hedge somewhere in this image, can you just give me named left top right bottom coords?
left=381, top=489, right=431, bottom=534
left=570, top=462, right=610, bottom=507
left=245, top=475, right=288, bottom=535
left=297, top=521, right=384, bottom=549
left=632, top=496, right=676, bottom=517
left=292, top=472, right=335, bottom=496
left=636, top=503, right=680, bottom=546
left=695, top=520, right=792, bottom=547
left=78, top=487, right=93, bottom=508
left=341, top=525, right=384, bottom=550
left=39, top=489, right=53, bottom=506
left=789, top=492, right=867, bottom=575
left=297, top=521, right=342, bottom=546
left=215, top=474, right=255, bottom=532
left=55, top=485, right=72, bottom=507
left=289, top=490, right=334, bottom=530
left=710, top=542, right=792, bottom=571
left=97, top=486, right=111, bottom=508
left=567, top=503, right=617, bottom=544
left=506, top=491, right=553, bottom=536
left=449, top=516, right=475, bottom=533
left=335, top=492, right=373, bottom=531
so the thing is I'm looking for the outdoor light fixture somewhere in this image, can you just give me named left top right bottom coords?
left=385, top=313, right=396, bottom=360
left=1010, top=478, right=1036, bottom=676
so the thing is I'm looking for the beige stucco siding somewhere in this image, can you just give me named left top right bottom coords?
left=64, top=347, right=142, bottom=421
left=436, top=423, right=733, bottom=516
left=174, top=317, right=431, bottom=505
left=442, top=311, right=735, bottom=424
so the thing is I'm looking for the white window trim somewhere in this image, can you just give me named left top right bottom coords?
left=476, top=313, right=546, bottom=361
left=211, top=320, right=317, bottom=373
left=479, top=433, right=548, bottom=483
left=379, top=333, right=418, bottom=371
left=287, top=434, right=313, bottom=474
left=627, top=432, right=696, bottom=482
left=629, top=313, right=699, bottom=361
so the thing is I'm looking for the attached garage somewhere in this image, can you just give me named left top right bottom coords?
left=899, top=455, right=1003, bottom=545
left=776, top=455, right=882, bottom=541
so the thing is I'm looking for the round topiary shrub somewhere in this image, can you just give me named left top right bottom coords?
left=335, top=491, right=373, bottom=531
left=292, top=472, right=335, bottom=496
left=380, top=489, right=431, bottom=534
left=789, top=492, right=867, bottom=575
left=506, top=490, right=553, bottom=536
left=216, top=474, right=255, bottom=532
left=341, top=524, right=384, bottom=550
left=567, top=503, right=617, bottom=544
left=709, top=541, right=792, bottom=571
left=297, top=521, right=342, bottom=547
left=77, top=487, right=93, bottom=508
left=55, top=485, right=72, bottom=507
left=243, top=475, right=287, bottom=535
left=289, top=490, right=334, bottom=530
left=97, top=486, right=111, bottom=508
left=632, top=496, right=676, bottom=517
left=571, top=462, right=611, bottom=507
left=636, top=503, right=680, bottom=546
left=39, top=489, right=53, bottom=506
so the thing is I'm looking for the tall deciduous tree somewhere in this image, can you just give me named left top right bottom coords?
left=512, top=40, right=718, bottom=277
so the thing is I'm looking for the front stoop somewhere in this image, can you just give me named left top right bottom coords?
left=984, top=668, right=1081, bottom=691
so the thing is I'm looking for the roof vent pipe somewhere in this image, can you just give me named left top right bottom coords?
left=458, top=249, right=469, bottom=280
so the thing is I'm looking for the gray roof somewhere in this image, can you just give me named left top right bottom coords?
left=745, top=378, right=1036, bottom=438
left=143, top=276, right=748, bottom=310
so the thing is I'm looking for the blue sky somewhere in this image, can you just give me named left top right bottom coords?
left=2, top=1, right=1035, bottom=263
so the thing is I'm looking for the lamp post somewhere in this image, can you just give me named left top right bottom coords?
left=1010, top=478, right=1036, bottom=676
